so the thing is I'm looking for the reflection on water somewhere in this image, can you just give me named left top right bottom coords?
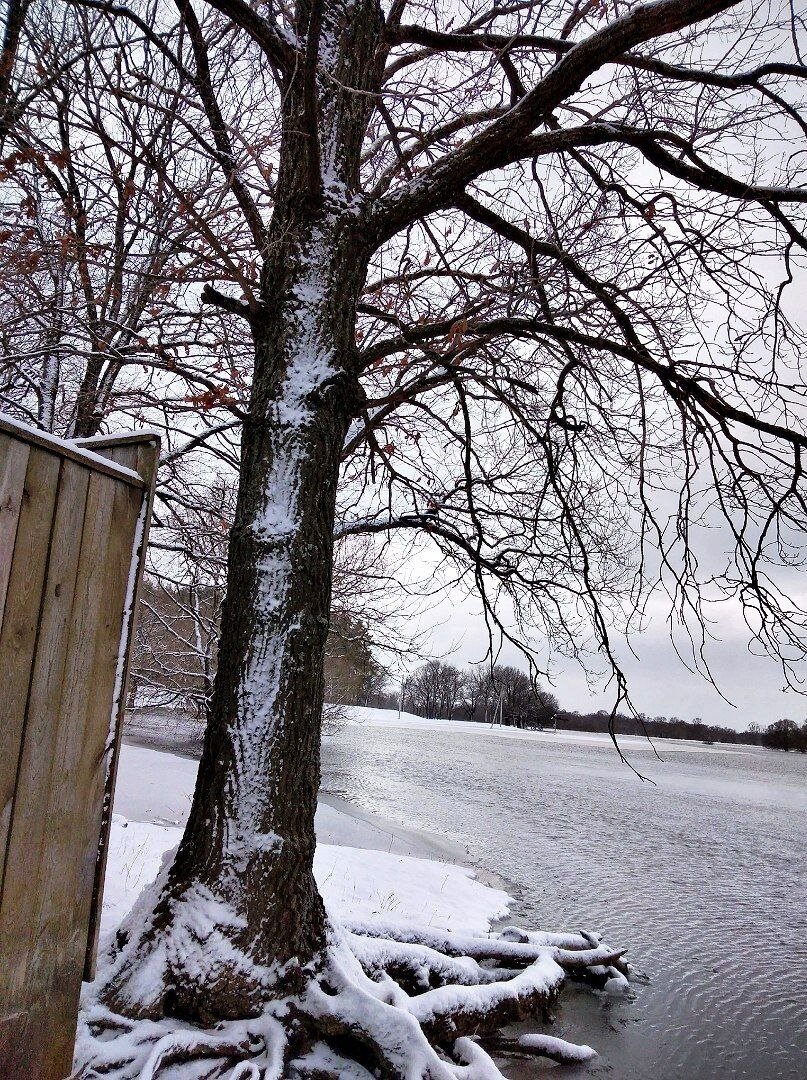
left=321, top=726, right=807, bottom=1079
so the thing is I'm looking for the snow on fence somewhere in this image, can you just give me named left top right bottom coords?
left=0, top=414, right=158, bottom=1080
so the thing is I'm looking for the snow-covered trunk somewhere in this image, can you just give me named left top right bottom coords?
left=102, top=221, right=367, bottom=1024
left=186, top=230, right=361, bottom=955
left=38, top=349, right=59, bottom=431
left=99, top=0, right=385, bottom=1025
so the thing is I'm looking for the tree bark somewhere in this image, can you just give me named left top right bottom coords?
left=102, top=0, right=385, bottom=1023
left=0, top=0, right=31, bottom=146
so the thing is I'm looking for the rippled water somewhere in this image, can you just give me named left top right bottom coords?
left=321, top=725, right=807, bottom=1079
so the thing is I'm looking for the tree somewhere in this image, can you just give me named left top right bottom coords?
left=30, top=0, right=807, bottom=1074
left=405, top=659, right=464, bottom=718
left=459, top=666, right=494, bottom=722
left=323, top=612, right=385, bottom=705
left=482, top=665, right=559, bottom=728
left=457, top=664, right=558, bottom=725
left=0, top=0, right=32, bottom=146
left=130, top=481, right=232, bottom=719
left=0, top=0, right=254, bottom=447
left=762, top=718, right=806, bottom=752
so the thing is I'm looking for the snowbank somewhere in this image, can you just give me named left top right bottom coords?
left=102, top=814, right=509, bottom=942
left=103, top=743, right=510, bottom=946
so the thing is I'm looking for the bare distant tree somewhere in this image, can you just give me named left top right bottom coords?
left=490, top=665, right=559, bottom=728
left=457, top=664, right=558, bottom=725
left=459, top=666, right=493, bottom=721
left=405, top=659, right=464, bottom=718
left=762, top=717, right=807, bottom=752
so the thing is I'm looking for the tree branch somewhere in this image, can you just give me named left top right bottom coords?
left=202, top=0, right=296, bottom=78
left=174, top=0, right=270, bottom=255
left=370, top=0, right=740, bottom=239
left=201, top=283, right=256, bottom=320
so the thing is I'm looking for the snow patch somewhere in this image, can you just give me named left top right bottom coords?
left=100, top=814, right=510, bottom=945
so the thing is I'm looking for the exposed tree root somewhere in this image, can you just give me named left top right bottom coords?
left=74, top=921, right=629, bottom=1079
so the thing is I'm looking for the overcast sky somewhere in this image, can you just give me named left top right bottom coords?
left=392, top=275, right=807, bottom=734
left=399, top=573, right=803, bottom=733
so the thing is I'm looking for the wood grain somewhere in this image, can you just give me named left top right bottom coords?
left=0, top=433, right=30, bottom=626
left=0, top=426, right=158, bottom=1080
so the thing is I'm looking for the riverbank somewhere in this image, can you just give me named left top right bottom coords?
left=104, top=741, right=510, bottom=946
left=113, top=709, right=807, bottom=1077
left=320, top=717, right=807, bottom=1079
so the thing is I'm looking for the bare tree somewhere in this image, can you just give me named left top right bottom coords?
left=132, top=494, right=391, bottom=723
left=405, top=659, right=464, bottom=717
left=16, top=0, right=805, bottom=1074
left=489, top=665, right=558, bottom=728
left=0, top=0, right=253, bottom=447
left=130, top=479, right=233, bottom=719
left=456, top=664, right=558, bottom=725
left=458, top=667, right=491, bottom=722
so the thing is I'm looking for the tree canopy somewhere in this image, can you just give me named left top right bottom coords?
left=3, top=0, right=807, bottom=711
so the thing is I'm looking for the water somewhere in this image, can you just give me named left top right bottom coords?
left=321, top=724, right=807, bottom=1079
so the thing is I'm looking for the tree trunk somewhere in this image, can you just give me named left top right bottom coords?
left=104, top=214, right=368, bottom=1023
left=100, top=0, right=385, bottom=1025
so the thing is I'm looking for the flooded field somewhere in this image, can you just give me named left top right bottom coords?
left=321, top=724, right=807, bottom=1079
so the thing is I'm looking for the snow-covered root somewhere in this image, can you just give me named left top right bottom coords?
left=73, top=1003, right=287, bottom=1079
left=74, top=922, right=627, bottom=1079
left=485, top=1033, right=598, bottom=1066
left=346, top=921, right=629, bottom=989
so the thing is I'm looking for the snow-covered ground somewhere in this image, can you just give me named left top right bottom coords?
left=103, top=742, right=510, bottom=945
left=343, top=705, right=753, bottom=754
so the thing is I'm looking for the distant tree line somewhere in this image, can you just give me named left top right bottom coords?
left=553, top=709, right=807, bottom=752
left=397, top=661, right=559, bottom=729
left=393, top=661, right=807, bottom=751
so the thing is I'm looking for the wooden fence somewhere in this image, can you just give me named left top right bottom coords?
left=0, top=415, right=158, bottom=1080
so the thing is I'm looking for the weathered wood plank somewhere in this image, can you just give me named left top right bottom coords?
left=0, top=446, right=61, bottom=892
left=0, top=1006, right=48, bottom=1080
left=67, top=468, right=141, bottom=1003
left=83, top=438, right=159, bottom=978
left=0, top=459, right=91, bottom=1080
left=0, top=414, right=144, bottom=489
left=0, top=434, right=30, bottom=626
left=32, top=470, right=121, bottom=1080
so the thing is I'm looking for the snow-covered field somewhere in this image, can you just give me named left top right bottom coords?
left=123, top=703, right=750, bottom=767
left=343, top=704, right=752, bottom=754
left=104, top=742, right=510, bottom=945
